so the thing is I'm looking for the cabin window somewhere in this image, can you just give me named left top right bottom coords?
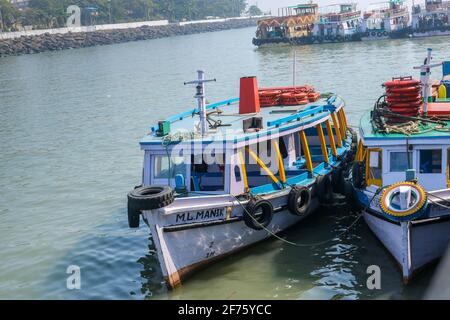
left=390, top=151, right=412, bottom=172
left=190, top=154, right=225, bottom=192
left=153, top=155, right=186, bottom=179
left=366, top=149, right=382, bottom=187
left=419, top=149, right=442, bottom=174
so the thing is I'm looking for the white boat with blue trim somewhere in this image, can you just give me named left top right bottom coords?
left=351, top=49, right=450, bottom=283
left=127, top=72, right=356, bottom=289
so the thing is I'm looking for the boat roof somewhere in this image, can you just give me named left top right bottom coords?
left=360, top=110, right=450, bottom=143
left=140, top=95, right=343, bottom=148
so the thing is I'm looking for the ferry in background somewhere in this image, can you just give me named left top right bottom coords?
left=411, top=0, right=450, bottom=38
left=360, top=0, right=410, bottom=40
left=252, top=3, right=319, bottom=46
left=252, top=2, right=362, bottom=46
left=314, top=3, right=362, bottom=43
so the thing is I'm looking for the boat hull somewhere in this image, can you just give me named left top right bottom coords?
left=143, top=193, right=320, bottom=289
left=412, top=29, right=450, bottom=38
left=357, top=189, right=450, bottom=282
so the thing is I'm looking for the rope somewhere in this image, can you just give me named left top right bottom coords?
left=185, top=190, right=364, bottom=248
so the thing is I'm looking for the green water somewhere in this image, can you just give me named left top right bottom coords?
left=0, top=27, right=448, bottom=300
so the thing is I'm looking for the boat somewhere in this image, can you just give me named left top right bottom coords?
left=314, top=3, right=362, bottom=43
left=351, top=49, right=450, bottom=283
left=360, top=0, right=410, bottom=40
left=411, top=0, right=450, bottom=38
left=127, top=71, right=357, bottom=289
left=252, top=3, right=319, bottom=46
left=252, top=2, right=363, bottom=46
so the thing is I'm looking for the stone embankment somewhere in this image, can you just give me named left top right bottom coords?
left=0, top=19, right=257, bottom=57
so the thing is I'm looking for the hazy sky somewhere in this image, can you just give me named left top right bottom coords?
left=248, top=0, right=416, bottom=14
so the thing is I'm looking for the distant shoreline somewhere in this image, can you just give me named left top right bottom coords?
left=0, top=18, right=258, bottom=57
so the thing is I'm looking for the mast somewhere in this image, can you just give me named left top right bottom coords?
left=413, top=48, right=442, bottom=116
left=184, top=71, right=216, bottom=136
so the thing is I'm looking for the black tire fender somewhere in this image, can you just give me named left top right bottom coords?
left=288, top=186, right=312, bottom=217
left=332, top=168, right=345, bottom=194
left=127, top=185, right=174, bottom=228
left=243, top=199, right=273, bottom=230
left=316, top=174, right=333, bottom=204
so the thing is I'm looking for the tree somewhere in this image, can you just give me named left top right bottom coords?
left=0, top=0, right=19, bottom=30
left=248, top=5, right=262, bottom=16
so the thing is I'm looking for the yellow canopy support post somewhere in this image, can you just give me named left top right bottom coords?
left=316, top=124, right=329, bottom=164
left=325, top=119, right=338, bottom=157
left=238, top=150, right=249, bottom=193
left=340, top=108, right=349, bottom=130
left=331, top=112, right=343, bottom=147
left=337, top=109, right=347, bottom=138
left=273, top=140, right=287, bottom=184
left=299, top=131, right=313, bottom=174
left=355, top=140, right=364, bottom=162
left=245, top=146, right=280, bottom=186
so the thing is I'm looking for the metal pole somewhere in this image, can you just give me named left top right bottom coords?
left=293, top=50, right=296, bottom=87
left=197, top=71, right=208, bottom=136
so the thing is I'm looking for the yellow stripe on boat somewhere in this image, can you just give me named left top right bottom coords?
left=246, top=146, right=280, bottom=185
left=273, top=140, right=286, bottom=184
left=239, top=150, right=249, bottom=193
left=299, top=131, right=313, bottom=173
left=331, top=112, right=343, bottom=147
left=316, top=124, right=329, bottom=164
left=325, top=119, right=338, bottom=157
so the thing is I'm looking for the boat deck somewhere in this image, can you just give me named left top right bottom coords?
left=141, top=96, right=341, bottom=146
left=360, top=111, right=450, bottom=141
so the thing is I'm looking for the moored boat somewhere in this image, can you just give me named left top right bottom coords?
left=127, top=71, right=356, bottom=289
left=411, top=0, right=450, bottom=38
left=314, top=3, right=362, bottom=43
left=360, top=0, right=410, bottom=40
left=351, top=49, right=450, bottom=283
left=252, top=3, right=319, bottom=46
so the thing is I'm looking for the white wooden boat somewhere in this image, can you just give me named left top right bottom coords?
left=351, top=49, right=450, bottom=283
left=127, top=72, right=356, bottom=289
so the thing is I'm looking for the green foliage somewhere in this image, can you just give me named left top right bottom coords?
left=0, top=0, right=20, bottom=30
left=247, top=5, right=262, bottom=16
left=1, top=0, right=248, bottom=29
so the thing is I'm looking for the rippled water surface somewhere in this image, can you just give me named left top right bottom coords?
left=0, top=28, right=448, bottom=299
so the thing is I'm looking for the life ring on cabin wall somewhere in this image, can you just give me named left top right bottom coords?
left=243, top=198, right=273, bottom=230
left=288, top=186, right=311, bottom=217
left=379, top=181, right=428, bottom=222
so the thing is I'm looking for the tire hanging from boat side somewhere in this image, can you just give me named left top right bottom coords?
left=315, top=174, right=333, bottom=204
left=243, top=198, right=273, bottom=230
left=288, top=186, right=311, bottom=217
left=127, top=185, right=175, bottom=228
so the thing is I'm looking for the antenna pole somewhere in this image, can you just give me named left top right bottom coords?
left=293, top=50, right=296, bottom=87
left=184, top=71, right=216, bottom=136
left=414, top=48, right=442, bottom=116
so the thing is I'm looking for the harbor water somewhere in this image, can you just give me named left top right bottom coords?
left=0, top=27, right=449, bottom=300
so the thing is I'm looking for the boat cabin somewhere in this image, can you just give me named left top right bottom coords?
left=140, top=78, right=350, bottom=198
left=358, top=61, right=450, bottom=192
left=256, top=4, right=319, bottom=40
left=362, top=0, right=410, bottom=33
left=412, top=0, right=450, bottom=31
left=316, top=3, right=362, bottom=37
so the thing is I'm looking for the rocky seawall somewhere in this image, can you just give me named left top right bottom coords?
left=0, top=19, right=257, bottom=57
